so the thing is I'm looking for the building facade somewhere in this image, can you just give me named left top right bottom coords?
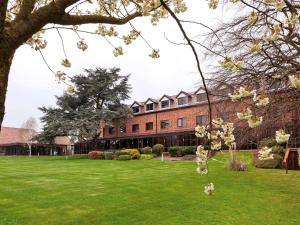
left=73, top=87, right=300, bottom=152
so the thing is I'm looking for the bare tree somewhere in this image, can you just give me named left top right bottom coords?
left=21, top=116, right=38, bottom=157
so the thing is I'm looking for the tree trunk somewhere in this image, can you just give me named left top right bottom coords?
left=0, top=40, right=15, bottom=131
left=29, top=144, right=32, bottom=157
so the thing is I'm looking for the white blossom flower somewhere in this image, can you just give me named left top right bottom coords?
left=275, top=129, right=290, bottom=143
left=289, top=74, right=300, bottom=88
left=237, top=108, right=252, bottom=120
left=248, top=11, right=258, bottom=26
left=286, top=13, right=299, bottom=28
left=149, top=49, right=160, bottom=58
left=253, top=95, right=269, bottom=107
left=61, top=58, right=71, bottom=68
left=211, top=140, right=221, bottom=150
left=208, top=0, right=218, bottom=9
left=204, top=182, right=214, bottom=195
left=229, top=87, right=255, bottom=102
left=113, top=47, right=123, bottom=57
left=247, top=116, right=263, bottom=128
left=195, top=125, right=207, bottom=138
left=26, top=31, right=47, bottom=50
left=212, top=117, right=223, bottom=128
left=55, top=71, right=67, bottom=82
left=249, top=39, right=261, bottom=53
left=258, top=146, right=274, bottom=160
left=207, top=130, right=221, bottom=140
left=67, top=85, right=75, bottom=94
left=196, top=167, right=208, bottom=175
left=196, top=145, right=208, bottom=166
left=77, top=39, right=88, bottom=51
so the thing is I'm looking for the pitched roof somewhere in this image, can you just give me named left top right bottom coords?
left=144, top=98, right=158, bottom=104
left=158, top=94, right=173, bottom=101
left=175, top=90, right=192, bottom=98
left=130, top=101, right=144, bottom=107
left=54, top=136, right=73, bottom=145
left=0, top=127, right=37, bottom=145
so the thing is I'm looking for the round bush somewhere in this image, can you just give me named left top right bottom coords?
left=141, top=146, right=152, bottom=154
left=118, top=155, right=131, bottom=160
left=152, top=144, right=164, bottom=156
left=104, top=152, right=114, bottom=160
left=88, top=151, right=105, bottom=160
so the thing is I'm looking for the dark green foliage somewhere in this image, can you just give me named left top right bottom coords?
left=38, top=67, right=132, bottom=143
left=141, top=146, right=152, bottom=154
left=168, top=146, right=197, bottom=157
left=272, top=145, right=285, bottom=155
left=152, top=144, right=164, bottom=156
left=115, top=151, right=130, bottom=157
left=259, top=137, right=277, bottom=148
left=104, top=152, right=114, bottom=160
left=117, top=155, right=131, bottom=160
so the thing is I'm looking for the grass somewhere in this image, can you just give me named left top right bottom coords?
left=0, top=152, right=299, bottom=225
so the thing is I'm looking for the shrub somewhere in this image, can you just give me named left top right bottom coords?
left=272, top=145, right=285, bottom=155
left=259, top=137, right=277, bottom=148
left=254, top=154, right=283, bottom=169
left=118, top=155, right=131, bottom=160
left=168, top=147, right=178, bottom=157
left=141, top=146, right=152, bottom=154
left=104, top=152, right=114, bottom=160
left=152, top=144, right=164, bottom=156
left=168, top=146, right=197, bottom=157
left=88, top=151, right=105, bottom=160
left=121, top=149, right=140, bottom=159
left=115, top=150, right=130, bottom=157
left=140, top=154, right=153, bottom=160
left=226, top=159, right=247, bottom=171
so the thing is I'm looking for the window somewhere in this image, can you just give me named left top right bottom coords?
left=146, top=103, right=154, bottom=111
left=108, top=127, right=115, bottom=134
left=132, top=124, right=139, bottom=132
left=196, top=115, right=206, bottom=125
left=178, top=97, right=187, bottom=105
left=160, top=120, right=170, bottom=129
left=120, top=126, right=126, bottom=134
left=177, top=117, right=187, bottom=127
left=161, top=100, right=170, bottom=108
left=145, top=122, right=153, bottom=130
left=196, top=93, right=207, bottom=102
left=132, top=106, right=139, bottom=113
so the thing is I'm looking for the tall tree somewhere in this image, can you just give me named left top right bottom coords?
left=38, top=67, right=132, bottom=143
left=0, top=0, right=189, bottom=129
left=20, top=116, right=38, bottom=157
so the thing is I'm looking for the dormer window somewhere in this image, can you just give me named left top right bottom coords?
left=196, top=93, right=207, bottom=102
left=146, top=103, right=154, bottom=111
left=178, top=97, right=187, bottom=105
left=132, top=106, right=139, bottom=114
left=161, top=100, right=170, bottom=108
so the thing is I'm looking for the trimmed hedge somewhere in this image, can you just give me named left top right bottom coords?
left=168, top=146, right=197, bottom=157
left=88, top=151, right=105, bottom=160
left=140, top=154, right=154, bottom=160
left=118, top=155, right=131, bottom=160
left=104, top=152, right=114, bottom=160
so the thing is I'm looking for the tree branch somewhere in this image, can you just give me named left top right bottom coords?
left=51, top=11, right=141, bottom=25
left=15, top=0, right=36, bottom=21
left=0, top=0, right=9, bottom=35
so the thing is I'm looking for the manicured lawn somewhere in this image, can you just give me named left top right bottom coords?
left=0, top=153, right=299, bottom=225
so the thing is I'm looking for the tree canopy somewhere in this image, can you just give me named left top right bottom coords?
left=38, top=67, right=132, bottom=143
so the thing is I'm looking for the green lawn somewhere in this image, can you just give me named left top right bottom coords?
left=0, top=153, right=299, bottom=225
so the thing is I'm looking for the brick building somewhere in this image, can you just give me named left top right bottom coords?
left=91, top=87, right=299, bottom=151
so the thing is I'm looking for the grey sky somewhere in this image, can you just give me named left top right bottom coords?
left=3, top=1, right=228, bottom=129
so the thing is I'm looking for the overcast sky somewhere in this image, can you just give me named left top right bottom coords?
left=3, top=1, right=231, bottom=129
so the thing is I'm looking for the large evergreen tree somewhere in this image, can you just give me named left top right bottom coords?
left=38, top=67, right=132, bottom=143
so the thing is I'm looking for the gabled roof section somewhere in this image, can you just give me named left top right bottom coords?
left=159, top=94, right=173, bottom=102
left=145, top=98, right=158, bottom=104
left=175, top=91, right=192, bottom=98
left=130, top=101, right=143, bottom=108
left=194, top=87, right=206, bottom=95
